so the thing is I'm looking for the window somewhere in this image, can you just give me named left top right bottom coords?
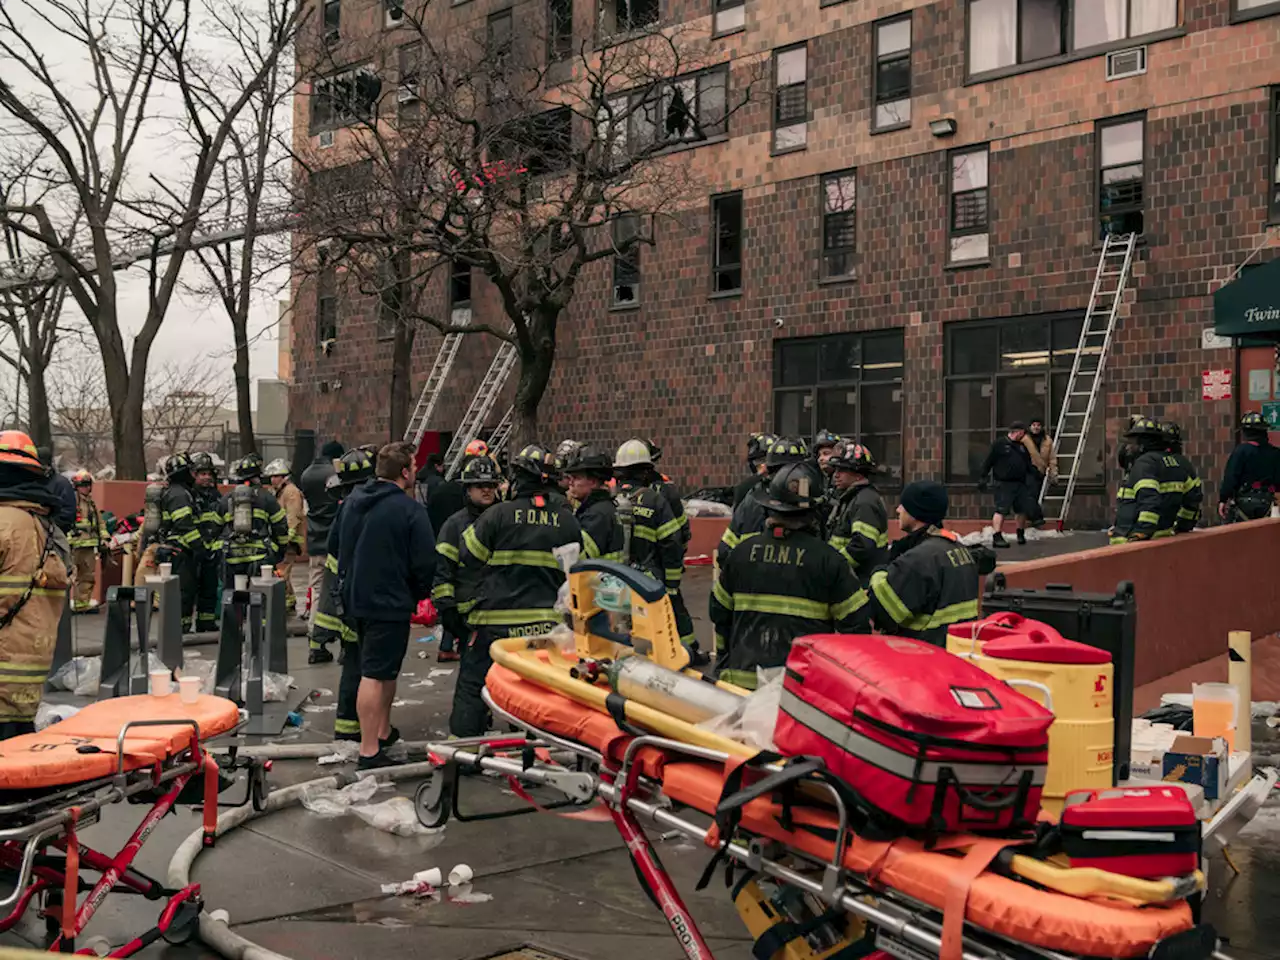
left=599, top=0, right=659, bottom=38
left=1236, top=0, right=1280, bottom=16
left=949, top=146, right=990, bottom=263
left=773, top=332, right=905, bottom=480
left=376, top=257, right=402, bottom=341
left=944, top=314, right=1103, bottom=483
left=1074, top=0, right=1177, bottom=49
left=310, top=65, right=381, bottom=132
left=317, top=263, right=337, bottom=348
left=488, top=9, right=513, bottom=99
left=397, top=43, right=421, bottom=116
left=873, top=16, right=911, bottom=131
left=449, top=260, right=472, bottom=315
left=597, top=66, right=727, bottom=160
left=714, top=0, right=744, bottom=35
left=1270, top=88, right=1280, bottom=223
left=307, top=161, right=374, bottom=224
left=821, top=171, right=856, bottom=280
left=1098, top=115, right=1144, bottom=238
left=772, top=45, right=807, bottom=152
left=323, top=0, right=341, bottom=41
left=384, top=0, right=404, bottom=26
left=549, top=0, right=573, bottom=61
left=491, top=108, right=572, bottom=177
left=611, top=214, right=641, bottom=306
left=711, top=192, right=742, bottom=294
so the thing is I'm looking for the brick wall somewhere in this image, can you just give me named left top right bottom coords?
left=290, top=0, right=1280, bottom=520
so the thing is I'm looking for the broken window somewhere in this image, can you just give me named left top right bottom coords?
left=549, top=0, right=574, bottom=61
left=323, top=0, right=341, bottom=41
left=397, top=43, right=421, bottom=116
left=492, top=107, right=573, bottom=177
left=600, top=65, right=727, bottom=161
left=317, top=263, right=338, bottom=347
left=385, top=0, right=404, bottom=26
left=599, top=0, right=659, bottom=38
left=712, top=192, right=743, bottom=294
left=449, top=259, right=472, bottom=315
left=376, top=255, right=403, bottom=341
left=311, top=65, right=382, bottom=132
left=611, top=214, right=641, bottom=306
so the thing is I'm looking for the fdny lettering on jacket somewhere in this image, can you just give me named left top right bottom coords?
left=512, top=509, right=561, bottom=527
left=747, top=542, right=807, bottom=567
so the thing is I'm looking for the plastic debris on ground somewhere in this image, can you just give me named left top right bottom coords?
left=351, top=796, right=443, bottom=838
left=301, top=777, right=382, bottom=817
left=697, top=668, right=783, bottom=751
left=264, top=671, right=295, bottom=703
left=317, top=741, right=361, bottom=765
left=301, top=779, right=443, bottom=840
left=428, top=668, right=454, bottom=678
left=35, top=701, right=82, bottom=731
left=48, top=656, right=100, bottom=696
left=391, top=699, right=423, bottom=708
left=683, top=498, right=732, bottom=518
left=304, top=702, right=337, bottom=713
left=959, top=526, right=1068, bottom=547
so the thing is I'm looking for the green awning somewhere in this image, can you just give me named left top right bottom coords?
left=1214, top=258, right=1280, bottom=337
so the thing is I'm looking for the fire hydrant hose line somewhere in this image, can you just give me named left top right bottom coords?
left=166, top=757, right=441, bottom=960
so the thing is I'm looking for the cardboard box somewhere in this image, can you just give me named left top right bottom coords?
left=1162, top=735, right=1229, bottom=801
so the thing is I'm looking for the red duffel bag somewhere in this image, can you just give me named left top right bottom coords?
left=775, top=634, right=1053, bottom=836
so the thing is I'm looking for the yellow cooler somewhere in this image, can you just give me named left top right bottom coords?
left=948, top=617, right=1114, bottom=817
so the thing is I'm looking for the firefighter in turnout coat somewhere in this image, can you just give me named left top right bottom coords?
left=155, top=453, right=203, bottom=632
left=431, top=455, right=501, bottom=664
left=825, top=442, right=888, bottom=586
left=449, top=445, right=582, bottom=737
left=0, top=431, right=71, bottom=739
left=711, top=460, right=870, bottom=689
left=563, top=447, right=626, bottom=562
left=68, top=470, right=107, bottom=612
left=218, top=453, right=288, bottom=585
left=264, top=458, right=306, bottom=615
left=1110, top=417, right=1183, bottom=543
left=190, top=452, right=224, bottom=632
left=716, top=437, right=809, bottom=574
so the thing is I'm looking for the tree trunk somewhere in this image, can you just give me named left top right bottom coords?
left=511, top=310, right=557, bottom=450
left=110, top=333, right=149, bottom=479
left=25, top=352, right=51, bottom=451
left=232, top=316, right=256, bottom=455
left=388, top=318, right=416, bottom=441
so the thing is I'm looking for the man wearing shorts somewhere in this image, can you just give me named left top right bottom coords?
left=330, top=441, right=436, bottom=769
left=977, top=421, right=1043, bottom=548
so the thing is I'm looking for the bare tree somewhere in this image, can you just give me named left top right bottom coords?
left=293, top=4, right=765, bottom=443
left=0, top=0, right=303, bottom=478
left=142, top=357, right=236, bottom=457
left=48, top=352, right=113, bottom=468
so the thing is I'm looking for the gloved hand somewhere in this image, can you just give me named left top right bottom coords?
left=976, top=479, right=989, bottom=494
left=440, top=609, right=469, bottom=642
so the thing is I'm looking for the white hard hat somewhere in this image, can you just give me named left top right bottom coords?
left=263, top=458, right=291, bottom=478
left=613, top=438, right=652, bottom=469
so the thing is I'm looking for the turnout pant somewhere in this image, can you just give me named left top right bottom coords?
left=449, top=620, right=557, bottom=737
left=156, top=545, right=197, bottom=632
left=306, top=555, right=326, bottom=619
left=277, top=548, right=298, bottom=613
left=195, top=555, right=220, bottom=632
left=670, top=588, right=697, bottom=651
left=133, top=543, right=159, bottom=586
left=335, top=637, right=361, bottom=739
left=71, top=548, right=97, bottom=610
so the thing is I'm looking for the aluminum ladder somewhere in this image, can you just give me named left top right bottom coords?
left=443, top=336, right=518, bottom=478
left=403, top=332, right=465, bottom=448
left=1040, top=231, right=1138, bottom=529
left=487, top=406, right=516, bottom=459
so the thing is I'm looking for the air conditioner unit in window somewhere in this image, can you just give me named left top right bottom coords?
left=1106, top=46, right=1147, bottom=81
left=318, top=129, right=335, bottom=149
left=397, top=85, right=419, bottom=104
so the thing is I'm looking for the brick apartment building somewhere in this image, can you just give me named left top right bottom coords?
left=289, top=0, right=1280, bottom=523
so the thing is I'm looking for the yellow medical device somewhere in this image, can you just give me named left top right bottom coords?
left=566, top=560, right=690, bottom=671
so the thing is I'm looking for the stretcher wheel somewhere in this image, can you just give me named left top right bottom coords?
left=161, top=898, right=202, bottom=945
left=414, top=768, right=451, bottom=828
left=82, top=935, right=112, bottom=957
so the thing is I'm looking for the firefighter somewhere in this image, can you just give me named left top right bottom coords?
left=614, top=439, right=703, bottom=659
left=0, top=431, right=71, bottom=740
left=264, top=459, right=305, bottom=616
left=431, top=455, right=500, bottom=664
left=555, top=440, right=582, bottom=498
left=1161, top=422, right=1203, bottom=534
left=732, top=433, right=775, bottom=509
left=316, top=449, right=376, bottom=740
left=1219, top=411, right=1280, bottom=523
left=644, top=438, right=690, bottom=548
left=218, top=453, right=288, bottom=587
left=68, top=470, right=107, bottom=613
left=1110, top=417, right=1180, bottom=543
left=977, top=421, right=1042, bottom=548
left=154, top=453, right=203, bottom=632
left=717, top=437, right=808, bottom=573
left=826, top=442, right=888, bottom=585
left=812, top=429, right=842, bottom=477
left=302, top=441, right=344, bottom=651
left=1116, top=413, right=1147, bottom=474
left=563, top=446, right=625, bottom=561
left=133, top=462, right=168, bottom=585
left=710, top=460, right=869, bottom=689
left=189, top=452, right=223, bottom=632
left=449, top=444, right=582, bottom=737
left=866, top=480, right=985, bottom=647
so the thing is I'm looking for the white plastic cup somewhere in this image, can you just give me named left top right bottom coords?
left=149, top=670, right=172, bottom=697
left=179, top=675, right=201, bottom=704
left=448, top=864, right=473, bottom=886
left=260, top=564, right=275, bottom=580
left=413, top=867, right=443, bottom=887
left=234, top=575, right=249, bottom=591
left=159, top=562, right=173, bottom=579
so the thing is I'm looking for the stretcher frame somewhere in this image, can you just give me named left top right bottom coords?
left=412, top=691, right=1233, bottom=960
left=0, top=717, right=257, bottom=956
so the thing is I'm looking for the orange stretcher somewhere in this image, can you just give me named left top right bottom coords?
left=0, top=694, right=253, bottom=957
left=409, top=656, right=1227, bottom=960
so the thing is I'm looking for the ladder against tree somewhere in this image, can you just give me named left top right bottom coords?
left=443, top=337, right=518, bottom=478
left=403, top=332, right=464, bottom=449
left=1040, top=231, right=1138, bottom=530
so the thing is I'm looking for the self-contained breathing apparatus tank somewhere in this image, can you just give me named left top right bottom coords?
left=232, top=484, right=255, bottom=536
left=616, top=489, right=635, bottom=564
left=143, top=483, right=165, bottom=536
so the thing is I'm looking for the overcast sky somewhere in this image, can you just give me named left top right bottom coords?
left=0, top=0, right=291, bottom=418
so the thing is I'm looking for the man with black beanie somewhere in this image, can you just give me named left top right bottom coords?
left=867, top=480, right=991, bottom=647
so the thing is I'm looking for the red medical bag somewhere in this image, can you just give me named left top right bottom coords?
left=775, top=634, right=1053, bottom=835
left=1060, top=787, right=1200, bottom=878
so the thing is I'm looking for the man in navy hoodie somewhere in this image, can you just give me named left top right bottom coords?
left=330, top=441, right=436, bottom=769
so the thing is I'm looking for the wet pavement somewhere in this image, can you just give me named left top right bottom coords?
left=2, top=564, right=1278, bottom=959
